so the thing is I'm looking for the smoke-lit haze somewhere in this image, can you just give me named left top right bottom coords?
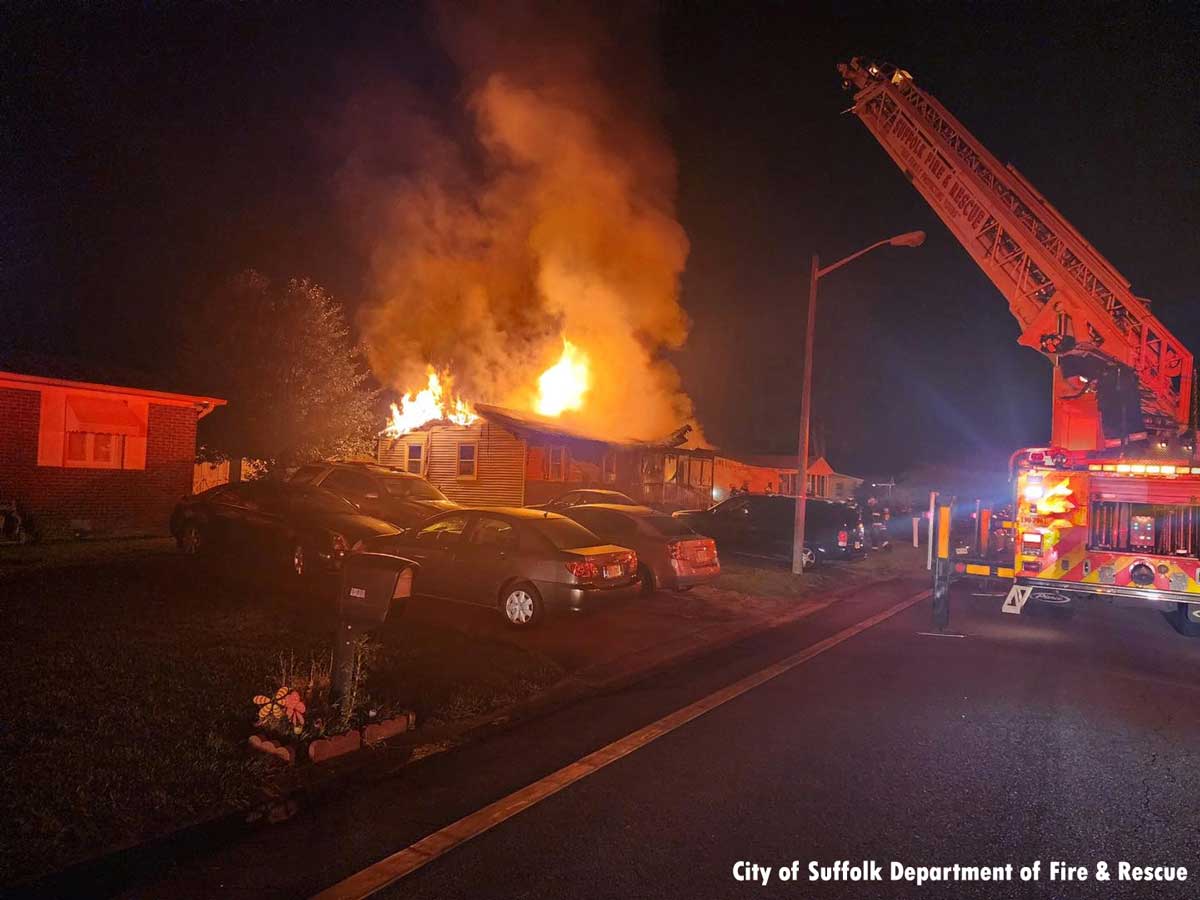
left=341, top=2, right=699, bottom=443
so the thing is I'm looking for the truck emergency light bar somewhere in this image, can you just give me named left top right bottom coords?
left=1085, top=463, right=1200, bottom=475
left=1012, top=448, right=1200, bottom=476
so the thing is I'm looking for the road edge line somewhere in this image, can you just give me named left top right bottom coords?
left=312, top=587, right=931, bottom=900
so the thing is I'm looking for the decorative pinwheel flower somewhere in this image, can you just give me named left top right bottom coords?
left=254, top=686, right=307, bottom=734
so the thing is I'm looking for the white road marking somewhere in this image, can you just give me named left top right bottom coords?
left=312, top=588, right=931, bottom=900
left=917, top=631, right=967, bottom=638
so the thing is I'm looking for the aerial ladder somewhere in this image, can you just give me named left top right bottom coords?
left=838, top=58, right=1193, bottom=451
left=838, top=58, right=1200, bottom=635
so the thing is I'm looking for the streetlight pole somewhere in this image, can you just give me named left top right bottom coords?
left=791, top=230, right=926, bottom=575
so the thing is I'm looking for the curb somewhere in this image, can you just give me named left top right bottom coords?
left=8, top=573, right=921, bottom=898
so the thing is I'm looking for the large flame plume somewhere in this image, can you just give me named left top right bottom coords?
left=535, top=340, right=590, bottom=416
left=340, top=3, right=703, bottom=444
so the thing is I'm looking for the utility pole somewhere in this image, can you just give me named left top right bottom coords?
left=792, top=254, right=820, bottom=574
left=792, top=231, right=925, bottom=575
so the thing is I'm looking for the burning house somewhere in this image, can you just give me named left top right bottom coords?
left=378, top=403, right=713, bottom=511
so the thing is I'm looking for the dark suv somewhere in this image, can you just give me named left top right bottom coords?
left=287, top=461, right=460, bottom=529
left=673, top=494, right=865, bottom=569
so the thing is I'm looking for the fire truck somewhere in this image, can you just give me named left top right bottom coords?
left=838, top=58, right=1200, bottom=636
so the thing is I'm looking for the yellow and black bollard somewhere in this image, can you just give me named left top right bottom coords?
left=931, top=501, right=953, bottom=630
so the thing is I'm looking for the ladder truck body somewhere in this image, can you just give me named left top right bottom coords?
left=839, top=58, right=1200, bottom=634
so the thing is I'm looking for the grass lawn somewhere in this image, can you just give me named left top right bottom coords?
left=716, top=540, right=926, bottom=599
left=0, top=536, right=177, bottom=580
left=0, top=544, right=563, bottom=886
left=0, top=535, right=925, bottom=886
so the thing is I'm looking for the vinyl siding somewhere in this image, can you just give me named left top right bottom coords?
left=378, top=422, right=526, bottom=506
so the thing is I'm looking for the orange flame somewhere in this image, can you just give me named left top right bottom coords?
left=534, top=339, right=590, bottom=417
left=387, top=370, right=477, bottom=436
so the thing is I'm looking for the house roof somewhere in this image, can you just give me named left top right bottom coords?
left=725, top=454, right=858, bottom=479
left=474, top=403, right=692, bottom=452
left=0, top=370, right=227, bottom=418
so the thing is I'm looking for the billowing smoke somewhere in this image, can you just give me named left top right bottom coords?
left=340, top=2, right=700, bottom=443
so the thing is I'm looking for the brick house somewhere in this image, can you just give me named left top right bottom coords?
left=0, top=370, right=225, bottom=539
left=377, top=403, right=713, bottom=511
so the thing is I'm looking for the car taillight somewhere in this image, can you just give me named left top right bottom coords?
left=393, top=566, right=414, bottom=599
left=332, top=533, right=349, bottom=555
left=565, top=560, right=600, bottom=579
left=668, top=541, right=683, bottom=561
left=838, top=530, right=848, bottom=547
left=624, top=551, right=638, bottom=572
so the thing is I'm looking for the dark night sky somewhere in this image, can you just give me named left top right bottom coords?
left=4, top=1, right=1198, bottom=476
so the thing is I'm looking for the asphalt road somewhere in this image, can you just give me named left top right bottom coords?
left=118, top=579, right=1200, bottom=900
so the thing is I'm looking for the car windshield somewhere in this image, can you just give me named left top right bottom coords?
left=287, top=465, right=325, bottom=485
left=530, top=517, right=603, bottom=550
left=288, top=489, right=359, bottom=515
left=643, top=515, right=698, bottom=537
left=382, top=477, right=447, bottom=501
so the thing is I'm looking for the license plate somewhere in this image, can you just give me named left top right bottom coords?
left=603, top=564, right=622, bottom=579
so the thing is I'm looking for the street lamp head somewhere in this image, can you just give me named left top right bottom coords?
left=888, top=230, right=926, bottom=248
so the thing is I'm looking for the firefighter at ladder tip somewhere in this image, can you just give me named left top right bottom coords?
left=838, top=56, right=1200, bottom=637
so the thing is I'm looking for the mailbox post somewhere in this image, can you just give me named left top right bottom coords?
left=334, top=552, right=418, bottom=701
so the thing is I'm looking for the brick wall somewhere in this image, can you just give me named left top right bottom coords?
left=0, top=387, right=197, bottom=539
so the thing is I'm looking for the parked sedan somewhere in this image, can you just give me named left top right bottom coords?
left=287, top=461, right=460, bottom=528
left=170, top=481, right=399, bottom=579
left=562, top=504, right=719, bottom=593
left=528, top=488, right=639, bottom=511
left=361, top=507, right=640, bottom=627
left=673, top=495, right=865, bottom=569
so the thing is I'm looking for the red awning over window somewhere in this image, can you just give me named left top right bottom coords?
left=65, top=396, right=146, bottom=436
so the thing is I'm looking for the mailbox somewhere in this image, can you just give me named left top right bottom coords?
left=338, top=552, right=418, bottom=627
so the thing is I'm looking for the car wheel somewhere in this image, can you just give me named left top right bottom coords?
left=800, top=546, right=818, bottom=570
left=178, top=522, right=204, bottom=556
left=1174, top=603, right=1200, bottom=637
left=638, top=563, right=657, bottom=595
left=501, top=582, right=543, bottom=628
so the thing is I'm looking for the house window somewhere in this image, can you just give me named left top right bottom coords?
left=602, top=452, right=617, bottom=484
left=548, top=446, right=566, bottom=481
left=40, top=393, right=147, bottom=470
left=457, top=443, right=477, bottom=478
left=65, top=431, right=125, bottom=469
left=406, top=443, right=423, bottom=475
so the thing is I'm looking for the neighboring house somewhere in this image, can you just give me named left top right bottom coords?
left=0, top=370, right=225, bottom=538
left=376, top=404, right=713, bottom=510
left=714, top=454, right=863, bottom=503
